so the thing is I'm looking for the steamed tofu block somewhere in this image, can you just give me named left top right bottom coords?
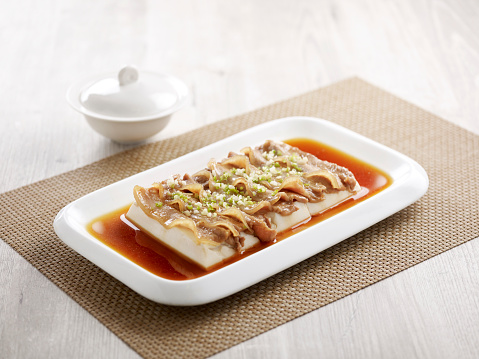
left=307, top=192, right=353, bottom=215
left=128, top=140, right=360, bottom=269
left=127, top=203, right=259, bottom=269
left=307, top=182, right=361, bottom=215
left=266, top=202, right=311, bottom=233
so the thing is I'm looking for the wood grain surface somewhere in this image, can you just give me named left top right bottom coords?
left=1, top=0, right=478, bottom=358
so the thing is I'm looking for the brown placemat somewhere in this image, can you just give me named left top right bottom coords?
left=1, top=78, right=478, bottom=358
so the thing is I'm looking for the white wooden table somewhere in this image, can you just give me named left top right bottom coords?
left=1, top=0, right=478, bottom=358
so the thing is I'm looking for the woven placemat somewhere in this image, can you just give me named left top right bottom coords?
left=1, top=78, right=478, bottom=358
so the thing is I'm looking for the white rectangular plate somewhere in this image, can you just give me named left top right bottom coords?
left=54, top=117, right=428, bottom=306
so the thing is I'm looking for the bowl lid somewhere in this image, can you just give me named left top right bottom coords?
left=67, top=66, right=189, bottom=120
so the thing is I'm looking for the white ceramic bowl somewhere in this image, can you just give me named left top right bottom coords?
left=66, top=66, right=189, bottom=144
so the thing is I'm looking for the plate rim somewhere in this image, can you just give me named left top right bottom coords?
left=53, top=116, right=429, bottom=305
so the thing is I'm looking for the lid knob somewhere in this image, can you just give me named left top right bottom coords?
left=118, top=65, right=139, bottom=86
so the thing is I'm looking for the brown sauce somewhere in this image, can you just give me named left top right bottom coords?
left=87, top=138, right=392, bottom=281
